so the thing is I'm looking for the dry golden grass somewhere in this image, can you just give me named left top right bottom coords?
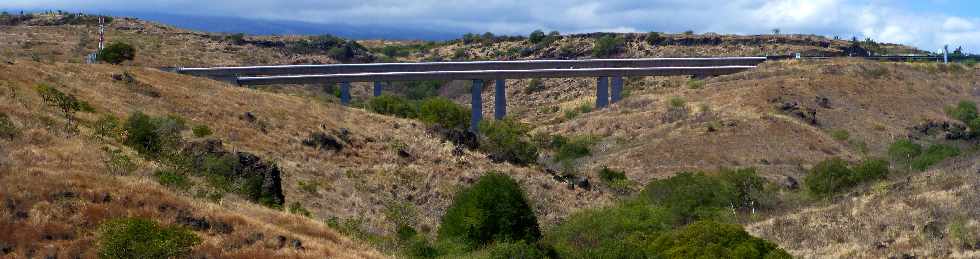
left=746, top=154, right=980, bottom=258
left=0, top=60, right=614, bottom=257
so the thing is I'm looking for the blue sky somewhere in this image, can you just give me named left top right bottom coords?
left=2, top=0, right=979, bottom=52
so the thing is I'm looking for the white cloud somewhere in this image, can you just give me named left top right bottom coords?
left=2, top=0, right=979, bottom=52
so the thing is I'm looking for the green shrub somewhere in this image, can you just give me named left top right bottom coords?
left=830, top=129, right=850, bottom=141
left=0, top=112, right=18, bottom=140
left=668, top=96, right=686, bottom=108
left=288, top=202, right=312, bottom=217
left=98, top=42, right=136, bottom=64
left=327, top=46, right=354, bottom=61
left=528, top=30, right=547, bottom=44
left=910, top=144, right=960, bottom=171
left=98, top=217, right=200, bottom=259
left=593, top=35, right=623, bottom=58
left=93, top=114, right=124, bottom=140
left=718, top=168, right=773, bottom=211
left=888, top=139, right=922, bottom=164
left=369, top=95, right=418, bottom=118
left=191, top=125, right=212, bottom=138
left=406, top=237, right=440, bottom=258
left=686, top=79, right=705, bottom=89
left=946, top=100, right=978, bottom=123
left=646, top=220, right=792, bottom=259
left=641, top=172, right=735, bottom=223
left=405, top=80, right=444, bottom=100
left=525, top=79, right=545, bottom=94
left=804, top=158, right=855, bottom=197
left=478, top=118, right=539, bottom=165
left=645, top=32, right=664, bottom=46
left=103, top=147, right=137, bottom=175
left=546, top=201, right=672, bottom=258
left=439, top=172, right=541, bottom=249
left=598, top=166, right=627, bottom=183
left=418, top=97, right=469, bottom=129
left=36, top=84, right=84, bottom=132
left=852, top=158, right=890, bottom=182
left=554, top=135, right=593, bottom=162
left=123, top=112, right=185, bottom=159
left=485, top=240, right=551, bottom=259
left=153, top=168, right=190, bottom=190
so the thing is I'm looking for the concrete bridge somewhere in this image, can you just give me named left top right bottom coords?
left=175, top=57, right=766, bottom=131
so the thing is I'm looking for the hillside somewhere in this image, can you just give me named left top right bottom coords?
left=2, top=12, right=979, bottom=258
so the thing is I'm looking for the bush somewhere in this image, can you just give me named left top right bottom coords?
left=98, top=217, right=200, bottom=259
left=553, top=135, right=593, bottom=162
left=888, top=139, right=922, bottom=164
left=852, top=158, right=890, bottom=182
left=910, top=144, right=960, bottom=171
left=439, top=172, right=541, bottom=249
left=418, top=97, right=470, bottom=129
left=93, top=114, right=124, bottom=141
left=592, top=35, right=623, bottom=57
left=191, top=125, right=212, bottom=138
left=98, top=42, right=136, bottom=64
left=153, top=168, right=191, bottom=190
left=946, top=100, right=978, bottom=123
left=668, top=96, right=686, bottom=108
left=642, top=172, right=735, bottom=223
left=405, top=80, right=444, bottom=100
left=528, top=30, right=547, bottom=44
left=406, top=237, right=440, bottom=258
left=369, top=95, right=418, bottom=118
left=646, top=220, right=792, bottom=259
left=645, top=32, right=664, bottom=45
left=0, top=112, right=18, bottom=140
left=718, top=168, right=772, bottom=211
left=546, top=201, right=672, bottom=258
left=288, top=202, right=312, bottom=217
left=804, top=158, right=855, bottom=197
left=123, top=112, right=185, bottom=159
left=478, top=118, right=539, bottom=165
left=486, top=240, right=552, bottom=259
left=598, top=166, right=627, bottom=183
left=104, top=147, right=137, bottom=175
left=830, top=129, right=850, bottom=141
left=36, top=84, right=84, bottom=132
left=525, top=79, right=545, bottom=94
left=686, top=79, right=705, bottom=89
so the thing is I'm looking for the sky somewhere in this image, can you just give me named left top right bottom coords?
left=2, top=0, right=979, bottom=53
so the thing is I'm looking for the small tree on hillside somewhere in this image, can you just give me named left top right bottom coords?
left=98, top=42, right=136, bottom=64
left=529, top=30, right=546, bottom=44
left=438, top=172, right=541, bottom=249
left=35, top=84, right=83, bottom=132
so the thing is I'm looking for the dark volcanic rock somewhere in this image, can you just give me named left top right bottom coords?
left=426, top=125, right=478, bottom=149
left=302, top=132, right=344, bottom=152
left=776, top=100, right=818, bottom=125
left=182, top=139, right=285, bottom=207
left=909, top=121, right=972, bottom=140
left=176, top=212, right=211, bottom=231
left=782, top=176, right=799, bottom=190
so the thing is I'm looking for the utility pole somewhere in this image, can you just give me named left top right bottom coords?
left=98, top=16, right=105, bottom=51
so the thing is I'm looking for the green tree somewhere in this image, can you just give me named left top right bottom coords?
left=646, top=221, right=792, bottom=259
left=593, top=35, right=623, bottom=57
left=804, top=158, right=855, bottom=197
left=418, top=97, right=470, bottom=129
left=529, top=30, right=546, bottom=44
left=645, top=32, right=663, bottom=46
left=641, top=172, right=736, bottom=223
left=35, top=84, right=84, bottom=132
left=98, top=42, right=136, bottom=64
left=439, top=172, right=541, bottom=249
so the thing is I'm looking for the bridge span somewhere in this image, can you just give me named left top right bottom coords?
left=174, top=57, right=767, bottom=131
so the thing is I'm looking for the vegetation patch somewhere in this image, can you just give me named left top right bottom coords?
left=98, top=42, right=136, bottom=64
left=478, top=118, right=539, bottom=165
left=592, top=35, right=623, bottom=57
left=153, top=168, right=191, bottom=190
left=191, top=125, right=213, bottom=138
left=36, top=84, right=89, bottom=132
left=805, top=158, right=891, bottom=197
left=0, top=112, right=19, bottom=140
left=910, top=144, right=960, bottom=171
left=649, top=220, right=792, bottom=259
left=98, top=217, right=200, bottom=259
left=439, top=172, right=541, bottom=250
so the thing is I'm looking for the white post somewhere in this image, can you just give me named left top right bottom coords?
left=944, top=45, right=949, bottom=64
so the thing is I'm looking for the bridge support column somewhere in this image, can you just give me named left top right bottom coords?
left=611, top=77, right=623, bottom=103
left=596, top=77, right=609, bottom=109
left=495, top=79, right=506, bottom=120
left=373, top=81, right=383, bottom=97
left=470, top=79, right=484, bottom=132
left=340, top=82, right=351, bottom=106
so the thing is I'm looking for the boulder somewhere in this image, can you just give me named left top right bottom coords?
left=426, top=124, right=478, bottom=149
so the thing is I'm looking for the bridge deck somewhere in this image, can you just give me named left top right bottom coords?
left=177, top=57, right=766, bottom=77
left=236, top=66, right=756, bottom=85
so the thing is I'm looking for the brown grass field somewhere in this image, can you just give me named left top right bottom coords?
left=1, top=13, right=979, bottom=258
